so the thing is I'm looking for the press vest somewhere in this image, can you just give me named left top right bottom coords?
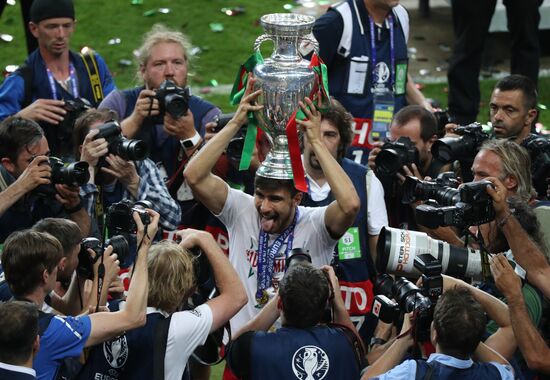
left=249, top=326, right=360, bottom=380
left=77, top=312, right=186, bottom=380
left=327, top=0, right=409, bottom=164
left=301, top=158, right=377, bottom=342
left=415, top=359, right=503, bottom=379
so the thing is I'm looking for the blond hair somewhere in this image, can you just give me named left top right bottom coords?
left=480, top=139, right=536, bottom=202
left=147, top=240, right=196, bottom=313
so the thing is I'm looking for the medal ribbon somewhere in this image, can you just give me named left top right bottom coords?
left=256, top=208, right=299, bottom=301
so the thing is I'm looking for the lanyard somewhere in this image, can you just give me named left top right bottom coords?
left=369, top=14, right=395, bottom=89
left=256, top=208, right=299, bottom=300
left=46, top=63, right=79, bottom=100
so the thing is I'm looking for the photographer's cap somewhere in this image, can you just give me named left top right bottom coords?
left=30, top=0, right=75, bottom=23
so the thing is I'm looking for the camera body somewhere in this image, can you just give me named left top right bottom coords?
left=521, top=134, right=550, bottom=199
left=432, top=109, right=452, bottom=137
left=106, top=199, right=152, bottom=235
left=431, top=122, right=489, bottom=165
left=77, top=235, right=129, bottom=279
left=413, top=180, right=495, bottom=229
left=59, top=98, right=92, bottom=137
left=33, top=157, right=90, bottom=197
left=402, top=172, right=460, bottom=205
left=375, top=136, right=420, bottom=178
left=150, top=80, right=190, bottom=123
left=94, top=121, right=148, bottom=162
left=373, top=255, right=443, bottom=342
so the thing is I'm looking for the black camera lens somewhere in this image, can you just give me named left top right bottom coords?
left=376, top=149, right=403, bottom=177
left=114, top=138, right=148, bottom=161
left=52, top=160, right=90, bottom=186
left=105, top=235, right=129, bottom=263
left=165, top=93, right=189, bottom=118
left=77, top=237, right=102, bottom=279
left=393, top=277, right=431, bottom=314
left=286, top=248, right=312, bottom=271
left=374, top=273, right=394, bottom=298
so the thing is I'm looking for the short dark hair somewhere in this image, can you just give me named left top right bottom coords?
left=33, top=218, right=82, bottom=257
left=73, top=108, right=118, bottom=158
left=494, top=75, right=538, bottom=110
left=2, top=230, right=63, bottom=297
left=279, top=262, right=329, bottom=328
left=433, top=287, right=486, bottom=358
left=322, top=98, right=354, bottom=161
left=0, top=117, right=44, bottom=162
left=0, top=301, right=39, bottom=365
left=254, top=176, right=300, bottom=198
left=392, top=105, right=437, bottom=142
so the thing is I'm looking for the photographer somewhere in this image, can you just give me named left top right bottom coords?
left=362, top=287, right=513, bottom=379
left=98, top=24, right=220, bottom=205
left=73, top=109, right=181, bottom=234
left=0, top=0, right=116, bottom=158
left=228, top=262, right=363, bottom=380
left=301, top=98, right=387, bottom=343
left=0, top=117, right=90, bottom=242
left=78, top=228, right=246, bottom=380
left=367, top=105, right=449, bottom=229
left=472, top=140, right=550, bottom=260
left=2, top=209, right=159, bottom=380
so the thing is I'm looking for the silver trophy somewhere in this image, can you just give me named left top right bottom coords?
left=253, top=13, right=319, bottom=180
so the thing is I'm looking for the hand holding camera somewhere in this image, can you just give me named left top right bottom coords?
left=81, top=129, right=109, bottom=168
left=484, top=177, right=510, bottom=218
left=175, top=228, right=211, bottom=250
left=17, top=98, right=66, bottom=124
left=100, top=154, right=140, bottom=194
left=135, top=207, right=160, bottom=246
left=15, top=155, right=51, bottom=193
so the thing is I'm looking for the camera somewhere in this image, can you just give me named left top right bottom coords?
left=213, top=113, right=235, bottom=132
left=150, top=79, right=191, bottom=123
left=432, top=109, right=452, bottom=137
left=60, top=97, right=92, bottom=137
left=94, top=121, right=148, bottom=161
left=415, top=180, right=495, bottom=229
left=373, top=256, right=441, bottom=342
left=33, top=157, right=90, bottom=197
left=77, top=235, right=130, bottom=279
left=286, top=248, right=312, bottom=270
left=431, top=122, right=490, bottom=164
left=374, top=136, right=420, bottom=178
left=521, top=134, right=550, bottom=199
left=106, top=200, right=152, bottom=234
left=376, top=226, right=484, bottom=280
left=402, top=172, right=460, bottom=205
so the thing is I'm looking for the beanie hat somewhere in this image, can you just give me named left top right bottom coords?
left=30, top=0, right=75, bottom=23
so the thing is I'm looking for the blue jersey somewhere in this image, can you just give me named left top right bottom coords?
left=33, top=315, right=91, bottom=380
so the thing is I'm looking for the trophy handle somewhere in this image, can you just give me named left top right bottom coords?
left=300, top=34, right=319, bottom=56
left=254, top=34, right=273, bottom=52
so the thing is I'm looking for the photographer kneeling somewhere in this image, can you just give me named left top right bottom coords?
left=78, top=228, right=246, bottom=380
left=227, top=257, right=365, bottom=380
left=362, top=287, right=513, bottom=379
left=73, top=109, right=181, bottom=237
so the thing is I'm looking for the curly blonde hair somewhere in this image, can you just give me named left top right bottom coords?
left=147, top=240, right=196, bottom=313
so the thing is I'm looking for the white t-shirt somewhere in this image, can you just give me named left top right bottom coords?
left=217, top=186, right=337, bottom=331
left=164, top=303, right=213, bottom=380
left=306, top=172, right=388, bottom=235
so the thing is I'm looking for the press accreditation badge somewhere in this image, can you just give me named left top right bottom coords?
left=347, top=56, right=369, bottom=94
left=395, top=62, right=408, bottom=95
left=370, top=88, right=394, bottom=145
left=338, top=227, right=361, bottom=260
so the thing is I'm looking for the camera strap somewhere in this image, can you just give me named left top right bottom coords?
left=330, top=323, right=367, bottom=370
left=79, top=49, right=104, bottom=104
left=95, top=185, right=105, bottom=235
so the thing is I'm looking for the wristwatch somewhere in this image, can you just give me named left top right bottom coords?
left=180, top=131, right=201, bottom=149
left=369, top=337, right=387, bottom=349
